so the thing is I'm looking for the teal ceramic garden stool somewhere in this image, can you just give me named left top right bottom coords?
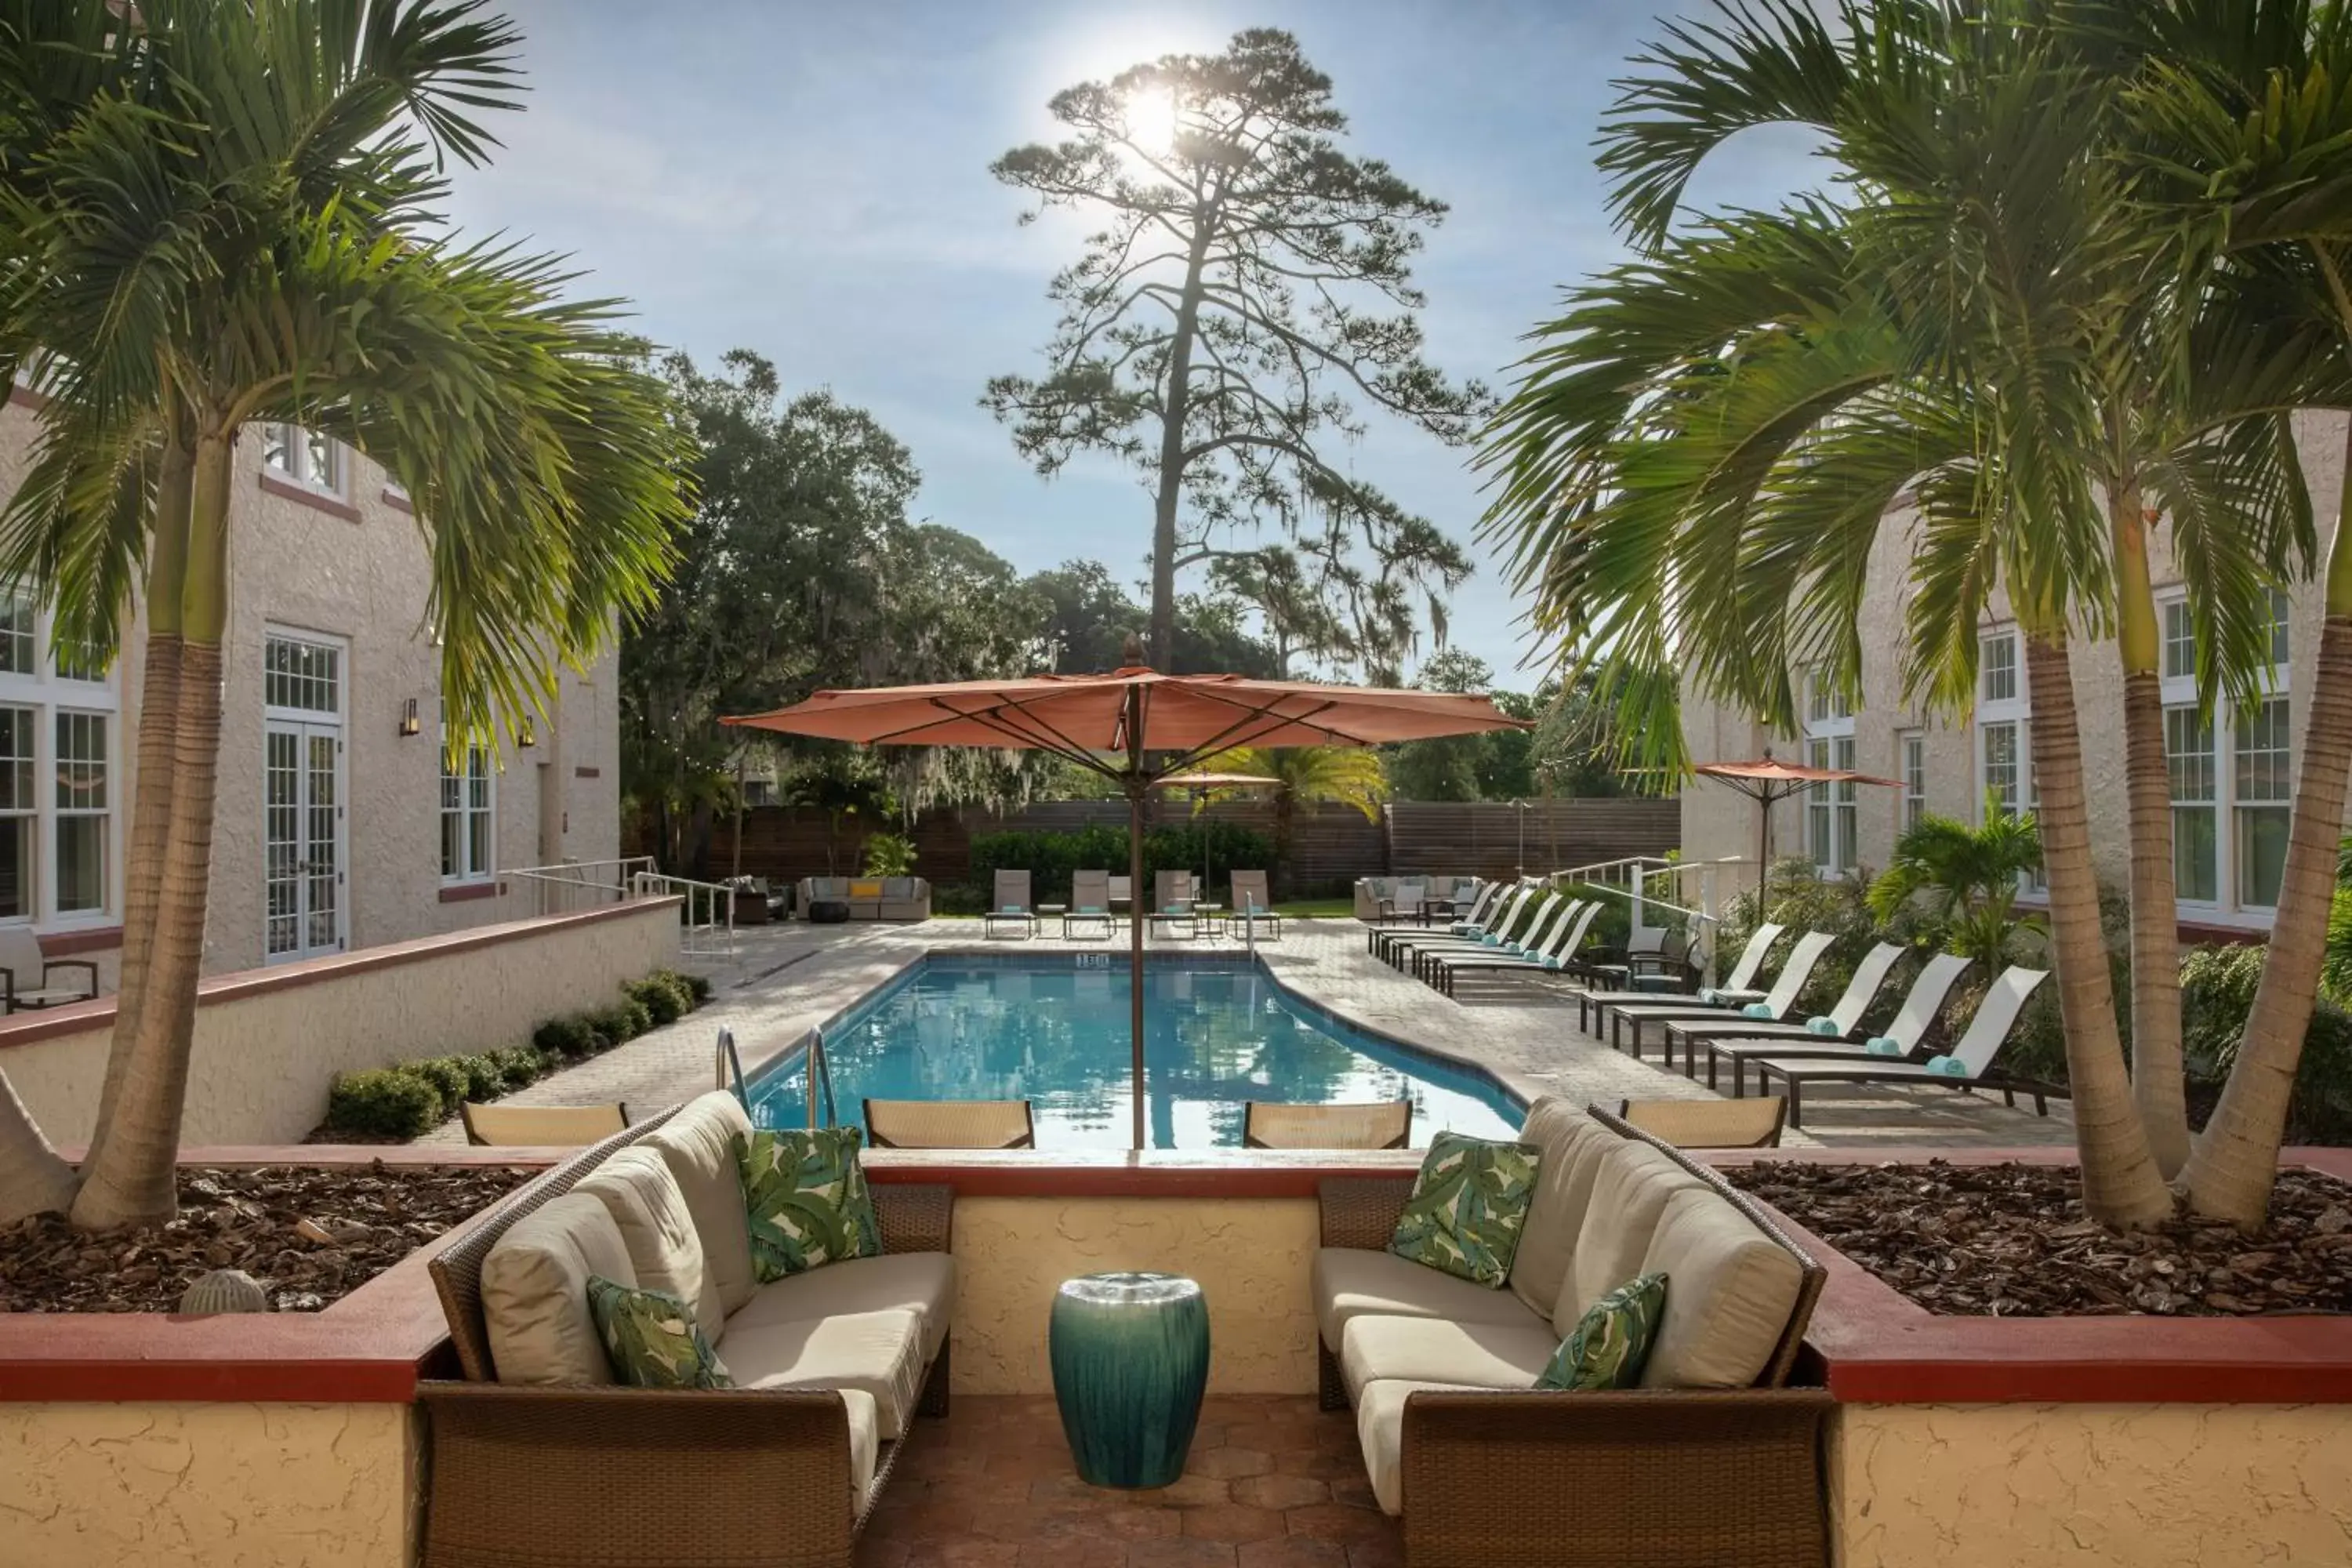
left=1048, top=1272, right=1210, bottom=1488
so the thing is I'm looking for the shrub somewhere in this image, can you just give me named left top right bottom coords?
left=534, top=1015, right=597, bottom=1059
left=491, top=1046, right=545, bottom=1090
left=625, top=973, right=693, bottom=1028
left=409, top=1056, right=474, bottom=1109
left=677, top=970, right=713, bottom=1007
left=586, top=1002, right=639, bottom=1049
left=2181, top=943, right=2352, bottom=1142
left=454, top=1054, right=505, bottom=1101
left=931, top=881, right=989, bottom=916
left=326, top=1069, right=445, bottom=1139
left=1717, top=861, right=1883, bottom=1018
left=862, top=831, right=917, bottom=877
left=619, top=996, right=655, bottom=1037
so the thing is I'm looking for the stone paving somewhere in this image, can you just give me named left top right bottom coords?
left=424, top=915, right=2073, bottom=1149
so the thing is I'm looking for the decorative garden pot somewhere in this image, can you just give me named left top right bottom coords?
left=1048, top=1272, right=1210, bottom=1488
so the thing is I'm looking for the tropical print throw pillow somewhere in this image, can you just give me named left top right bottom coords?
left=586, top=1275, right=734, bottom=1389
left=733, top=1126, right=883, bottom=1282
left=1536, top=1272, right=1668, bottom=1391
left=1385, top=1131, right=1543, bottom=1287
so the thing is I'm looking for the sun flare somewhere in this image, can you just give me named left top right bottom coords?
left=1121, top=85, right=1180, bottom=161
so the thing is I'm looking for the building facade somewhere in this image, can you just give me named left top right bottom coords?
left=1678, top=409, right=2350, bottom=940
left=0, top=387, right=622, bottom=984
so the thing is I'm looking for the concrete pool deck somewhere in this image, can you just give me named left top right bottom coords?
left=421, top=916, right=2075, bottom=1149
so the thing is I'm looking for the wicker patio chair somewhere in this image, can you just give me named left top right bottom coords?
left=459, top=1101, right=629, bottom=1147
left=1614, top=1094, right=1789, bottom=1149
left=1243, top=1098, right=1412, bottom=1149
left=865, top=1098, right=1036, bottom=1150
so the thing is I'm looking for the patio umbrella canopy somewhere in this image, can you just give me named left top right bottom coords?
left=1693, top=754, right=1900, bottom=908
left=725, top=667, right=1522, bottom=1149
left=1158, top=771, right=1281, bottom=905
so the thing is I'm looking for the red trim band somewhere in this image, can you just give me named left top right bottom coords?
left=437, top=880, right=503, bottom=903
left=258, top=470, right=363, bottom=523
left=37, top=925, right=121, bottom=956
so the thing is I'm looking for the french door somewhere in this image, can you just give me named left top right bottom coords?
left=264, top=719, right=346, bottom=961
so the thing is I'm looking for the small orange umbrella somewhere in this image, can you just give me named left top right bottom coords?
left=727, top=667, right=1521, bottom=1148
left=1694, top=754, right=1900, bottom=908
left=1156, top=771, right=1281, bottom=903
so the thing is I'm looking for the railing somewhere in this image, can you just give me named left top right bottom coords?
left=506, top=855, right=738, bottom=957
left=628, top=867, right=737, bottom=957
left=1548, top=853, right=1743, bottom=987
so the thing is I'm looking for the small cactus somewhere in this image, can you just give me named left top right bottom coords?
left=179, top=1269, right=270, bottom=1315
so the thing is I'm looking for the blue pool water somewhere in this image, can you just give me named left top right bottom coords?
left=745, top=956, right=1523, bottom=1150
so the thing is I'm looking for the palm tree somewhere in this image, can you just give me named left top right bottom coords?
left=1207, top=746, right=1387, bottom=895
left=1482, top=1, right=2339, bottom=1226
left=1867, top=808, right=2045, bottom=968
left=0, top=0, right=691, bottom=1229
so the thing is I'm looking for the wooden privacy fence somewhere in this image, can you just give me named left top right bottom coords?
left=677, top=796, right=1679, bottom=892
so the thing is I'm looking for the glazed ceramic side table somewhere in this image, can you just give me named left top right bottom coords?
left=1047, top=1272, right=1210, bottom=1488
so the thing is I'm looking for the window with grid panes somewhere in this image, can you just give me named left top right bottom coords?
left=2235, top=697, right=2292, bottom=907
left=53, top=710, right=107, bottom=914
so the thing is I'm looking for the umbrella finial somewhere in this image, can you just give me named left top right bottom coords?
left=1122, top=632, right=1147, bottom=668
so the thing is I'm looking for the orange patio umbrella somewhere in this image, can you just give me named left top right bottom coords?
left=1693, top=753, right=1900, bottom=909
left=724, top=667, right=1523, bottom=1149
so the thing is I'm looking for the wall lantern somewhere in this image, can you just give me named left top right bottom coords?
left=397, top=697, right=421, bottom=738
left=517, top=719, right=537, bottom=749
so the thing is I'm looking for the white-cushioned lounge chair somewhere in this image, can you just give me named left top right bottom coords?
left=983, top=870, right=1039, bottom=938
left=1065, top=870, right=1115, bottom=938
left=1659, top=942, right=1907, bottom=1071
left=1744, top=965, right=2053, bottom=1127
left=1382, top=888, right=1557, bottom=972
left=1610, top=929, right=1839, bottom=1062
left=1575, top=923, right=1784, bottom=1033
left=1698, top=952, right=1974, bottom=1094
left=1229, top=869, right=1280, bottom=939
left=1424, top=901, right=1604, bottom=996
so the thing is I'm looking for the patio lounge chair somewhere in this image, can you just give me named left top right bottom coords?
left=1382, top=888, right=1557, bottom=973
left=1697, top=952, right=1974, bottom=1094
left=459, top=1102, right=630, bottom=1147
left=1659, top=942, right=1907, bottom=1071
left=1064, top=871, right=1116, bottom=938
left=1743, top=964, right=2054, bottom=1127
left=1410, top=895, right=1581, bottom=982
left=1574, top=922, right=1784, bottom=1033
left=1367, top=880, right=1516, bottom=960
left=1107, top=873, right=1132, bottom=909
left=983, top=869, right=1039, bottom=938
left=1229, top=869, right=1281, bottom=939
left=1616, top=1095, right=1790, bottom=1149
left=0, top=926, right=97, bottom=1011
left=866, top=1098, right=1036, bottom=1150
left=1610, top=929, right=1839, bottom=1062
left=1243, top=1099, right=1412, bottom=1149
left=1422, top=900, right=1602, bottom=996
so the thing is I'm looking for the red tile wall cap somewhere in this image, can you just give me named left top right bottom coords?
left=1699, top=1146, right=2352, bottom=1404
left=0, top=896, right=681, bottom=1051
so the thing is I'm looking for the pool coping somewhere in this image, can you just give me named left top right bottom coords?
left=739, top=945, right=1531, bottom=1132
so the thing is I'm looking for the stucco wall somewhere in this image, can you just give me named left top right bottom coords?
left=0, top=900, right=678, bottom=1147
left=948, top=1195, right=1321, bottom=1396
left=1832, top=1403, right=2352, bottom=1567
left=0, top=1401, right=414, bottom=1568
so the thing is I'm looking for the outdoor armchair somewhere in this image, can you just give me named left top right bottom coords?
left=459, top=1102, right=630, bottom=1147
left=1243, top=1098, right=1412, bottom=1149
left=1616, top=1095, right=1789, bottom=1149
left=0, top=926, right=97, bottom=1011
left=1229, top=869, right=1281, bottom=938
left=866, top=1098, right=1036, bottom=1150
left=1065, top=871, right=1116, bottom=938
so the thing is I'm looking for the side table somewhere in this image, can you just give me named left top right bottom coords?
left=1048, top=1272, right=1210, bottom=1488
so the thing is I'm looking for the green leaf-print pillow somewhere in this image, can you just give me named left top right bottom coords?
left=586, top=1276, right=734, bottom=1389
left=1537, top=1272, right=1668, bottom=1391
left=733, top=1126, right=883, bottom=1283
left=1385, top=1131, right=1543, bottom=1288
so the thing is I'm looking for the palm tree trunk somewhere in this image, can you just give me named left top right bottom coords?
left=2023, top=630, right=2175, bottom=1229
left=0, top=1069, right=77, bottom=1224
left=69, top=432, right=232, bottom=1230
left=2182, top=454, right=2352, bottom=1224
left=2110, top=485, right=2190, bottom=1176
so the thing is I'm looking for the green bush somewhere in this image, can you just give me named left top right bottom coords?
left=586, top=1002, right=639, bottom=1049
left=678, top=970, right=713, bottom=1007
left=625, top=975, right=685, bottom=1028
left=649, top=968, right=705, bottom=1013
left=2182, top=943, right=2352, bottom=1142
left=491, top=1046, right=546, bottom=1091
left=931, top=882, right=989, bottom=916
left=409, top=1056, right=474, bottom=1109
left=325, top=1068, right=446, bottom=1139
left=619, top=996, right=655, bottom=1037
left=862, top=831, right=917, bottom=877
left=453, top=1054, right=505, bottom=1101
left=534, top=1015, right=597, bottom=1059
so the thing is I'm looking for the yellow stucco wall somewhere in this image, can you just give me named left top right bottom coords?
left=948, top=1195, right=1322, bottom=1396
left=0, top=1401, right=415, bottom=1568
left=1834, top=1403, right=2352, bottom=1566
left=0, top=900, right=679, bottom=1148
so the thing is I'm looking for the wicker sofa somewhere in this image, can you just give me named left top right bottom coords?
left=1312, top=1099, right=1831, bottom=1568
left=419, top=1091, right=956, bottom=1568
left=797, top=875, right=931, bottom=920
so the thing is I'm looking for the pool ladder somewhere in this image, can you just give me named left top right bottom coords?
left=717, top=1025, right=840, bottom=1129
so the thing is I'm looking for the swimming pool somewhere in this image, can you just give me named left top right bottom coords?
left=744, top=956, right=1523, bottom=1149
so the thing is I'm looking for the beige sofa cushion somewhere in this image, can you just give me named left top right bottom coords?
left=723, top=1252, right=956, bottom=1360
left=1563, top=1139, right=1708, bottom=1335
left=1506, top=1098, right=1617, bottom=1320
left=1636, top=1186, right=1806, bottom=1389
left=718, top=1307, right=927, bottom=1439
left=1338, top=1314, right=1557, bottom=1401
left=1311, top=1247, right=1550, bottom=1352
left=642, top=1091, right=760, bottom=1316
left=840, top=1388, right=881, bottom=1514
left=1355, top=1379, right=1490, bottom=1515
left=577, top=1145, right=723, bottom=1339
left=481, top=1192, right=636, bottom=1386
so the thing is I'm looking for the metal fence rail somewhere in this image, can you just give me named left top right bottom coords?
left=505, top=856, right=738, bottom=957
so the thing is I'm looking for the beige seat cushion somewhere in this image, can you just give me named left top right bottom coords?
left=641, top=1091, right=759, bottom=1316
left=1505, top=1098, right=1619, bottom=1320
left=1636, top=1186, right=1806, bottom=1389
left=1338, top=1314, right=1557, bottom=1402
left=1355, top=1380, right=1493, bottom=1515
left=1311, top=1247, right=1551, bottom=1352
left=840, top=1388, right=881, bottom=1515
left=1562, top=1139, right=1708, bottom=1335
left=576, top=1145, right=723, bottom=1339
left=717, top=1307, right=927, bottom=1439
left=481, top=1193, right=636, bottom=1386
left=723, top=1252, right=956, bottom=1360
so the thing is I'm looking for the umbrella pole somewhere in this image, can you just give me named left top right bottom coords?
left=1128, top=778, right=1147, bottom=1152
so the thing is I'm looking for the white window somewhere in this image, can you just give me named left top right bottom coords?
left=1802, top=667, right=1859, bottom=875
left=0, top=582, right=118, bottom=927
left=2267, top=587, right=2292, bottom=668
left=2167, top=706, right=2218, bottom=904
left=1981, top=630, right=2019, bottom=704
left=1981, top=720, right=2021, bottom=815
left=261, top=423, right=343, bottom=495
left=2163, top=599, right=2197, bottom=682
left=2156, top=586, right=2296, bottom=921
left=1899, top=731, right=1926, bottom=833
left=440, top=716, right=495, bottom=883
left=2235, top=696, right=2292, bottom=909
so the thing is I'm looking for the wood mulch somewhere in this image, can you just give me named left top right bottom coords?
left=1728, top=1160, right=2352, bottom=1317
left=0, top=1162, right=532, bottom=1314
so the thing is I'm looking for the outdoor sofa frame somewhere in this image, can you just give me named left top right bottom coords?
left=418, top=1109, right=954, bottom=1568
left=1315, top=1106, right=1832, bottom=1567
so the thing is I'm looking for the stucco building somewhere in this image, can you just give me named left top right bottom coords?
left=0, top=386, right=622, bottom=984
left=1678, top=409, right=2351, bottom=941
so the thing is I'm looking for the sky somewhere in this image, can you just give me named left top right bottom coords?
left=442, top=1, right=1826, bottom=685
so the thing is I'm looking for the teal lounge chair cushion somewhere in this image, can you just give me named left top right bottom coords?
left=1804, top=1016, right=1841, bottom=1036
left=1741, top=1003, right=1773, bottom=1018
left=1864, top=1036, right=1903, bottom=1057
left=1926, top=1054, right=1969, bottom=1077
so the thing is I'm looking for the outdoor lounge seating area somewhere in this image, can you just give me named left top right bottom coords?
left=797, top=875, right=933, bottom=922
